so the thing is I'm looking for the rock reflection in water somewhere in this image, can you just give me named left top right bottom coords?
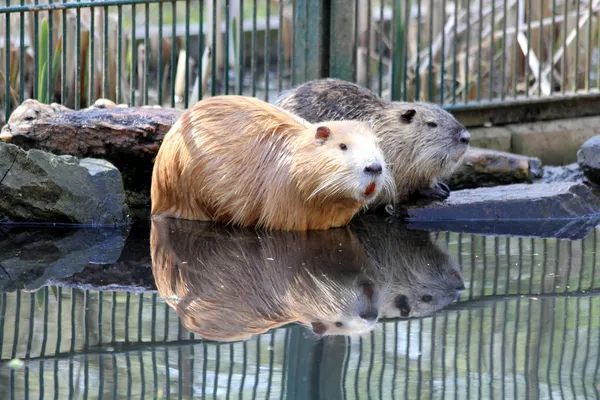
left=150, top=216, right=382, bottom=342
left=150, top=215, right=466, bottom=342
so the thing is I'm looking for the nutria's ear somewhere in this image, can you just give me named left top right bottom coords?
left=315, top=126, right=331, bottom=144
left=400, top=109, right=416, bottom=123
left=311, top=321, right=327, bottom=336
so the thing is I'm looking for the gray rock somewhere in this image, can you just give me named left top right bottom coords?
left=448, top=147, right=543, bottom=190
left=577, top=135, right=600, bottom=186
left=0, top=226, right=129, bottom=292
left=0, top=142, right=130, bottom=226
left=542, top=163, right=585, bottom=184
left=404, top=182, right=600, bottom=222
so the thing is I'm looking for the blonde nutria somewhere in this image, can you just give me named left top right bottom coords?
left=277, top=78, right=471, bottom=208
left=151, top=95, right=393, bottom=231
left=150, top=216, right=384, bottom=342
left=350, top=214, right=465, bottom=318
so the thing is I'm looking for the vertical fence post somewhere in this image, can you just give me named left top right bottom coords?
left=328, top=0, right=355, bottom=81
left=292, top=0, right=328, bottom=84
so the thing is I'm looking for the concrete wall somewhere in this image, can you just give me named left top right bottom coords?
left=469, top=115, right=600, bottom=166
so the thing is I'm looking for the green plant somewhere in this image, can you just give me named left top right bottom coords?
left=37, top=18, right=49, bottom=103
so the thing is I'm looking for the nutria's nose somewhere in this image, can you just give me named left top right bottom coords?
left=359, top=311, right=379, bottom=322
left=364, top=162, right=382, bottom=175
left=458, top=130, right=471, bottom=145
left=455, top=283, right=466, bottom=291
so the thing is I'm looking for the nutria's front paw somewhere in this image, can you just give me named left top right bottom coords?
left=437, top=181, right=450, bottom=196
left=416, top=182, right=450, bottom=201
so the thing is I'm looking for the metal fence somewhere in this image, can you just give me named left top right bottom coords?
left=2, top=0, right=600, bottom=125
left=2, top=229, right=599, bottom=398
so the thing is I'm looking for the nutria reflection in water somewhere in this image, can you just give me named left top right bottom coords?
left=350, top=215, right=466, bottom=318
left=150, top=216, right=383, bottom=342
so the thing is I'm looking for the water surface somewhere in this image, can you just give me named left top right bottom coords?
left=1, top=214, right=599, bottom=399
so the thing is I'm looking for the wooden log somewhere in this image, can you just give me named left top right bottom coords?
left=0, top=99, right=183, bottom=198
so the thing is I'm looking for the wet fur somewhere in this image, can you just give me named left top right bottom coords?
left=350, top=214, right=466, bottom=318
left=151, top=95, right=393, bottom=230
left=277, top=78, right=469, bottom=207
left=150, top=216, right=384, bottom=342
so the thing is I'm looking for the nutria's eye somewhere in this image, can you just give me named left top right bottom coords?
left=339, top=143, right=348, bottom=151
left=427, top=122, right=438, bottom=128
left=421, top=294, right=433, bottom=302
left=335, top=322, right=343, bottom=327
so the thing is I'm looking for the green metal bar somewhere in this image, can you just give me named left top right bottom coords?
left=290, top=0, right=295, bottom=86
left=4, top=0, right=10, bottom=121
left=390, top=0, right=402, bottom=100
left=76, top=0, right=82, bottom=108
left=89, top=0, right=96, bottom=103
left=488, top=0, right=494, bottom=101
left=538, top=0, right=543, bottom=97
left=440, top=0, right=445, bottom=104
left=402, top=0, right=409, bottom=101
left=464, top=0, right=470, bottom=102
left=277, top=0, right=283, bottom=92
left=19, top=0, right=24, bottom=104
left=574, top=0, right=581, bottom=92
left=184, top=0, right=190, bottom=104
left=451, top=0, right=457, bottom=104
left=586, top=0, right=592, bottom=91
left=211, top=0, right=217, bottom=97
left=264, top=0, right=270, bottom=101
left=427, top=0, right=434, bottom=101
left=329, top=0, right=355, bottom=82
left=525, top=0, right=532, bottom=97
left=170, top=0, right=176, bottom=106
left=251, top=0, right=257, bottom=96
left=144, top=2, right=150, bottom=103
left=131, top=3, right=137, bottom=105
left=353, top=0, right=358, bottom=83
left=551, top=0, right=556, bottom=94
left=561, top=0, right=567, bottom=94
left=48, top=3, right=55, bottom=103
left=415, top=0, right=421, bottom=100
left=365, top=0, right=371, bottom=89
left=512, top=1, right=519, bottom=98
left=378, top=0, right=383, bottom=97
left=198, top=0, right=204, bottom=100
left=501, top=0, right=507, bottom=100
left=224, top=0, right=230, bottom=95
left=303, top=0, right=308, bottom=82
left=237, top=0, right=244, bottom=94
left=34, top=0, right=39, bottom=99
left=477, top=0, right=483, bottom=101
left=103, top=4, right=108, bottom=98
left=158, top=0, right=164, bottom=104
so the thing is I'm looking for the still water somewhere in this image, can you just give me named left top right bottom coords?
left=0, top=213, right=599, bottom=399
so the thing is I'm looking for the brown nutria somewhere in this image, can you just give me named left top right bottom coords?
left=350, top=214, right=465, bottom=318
left=150, top=216, right=384, bottom=342
left=151, top=95, right=394, bottom=231
left=276, top=78, right=471, bottom=209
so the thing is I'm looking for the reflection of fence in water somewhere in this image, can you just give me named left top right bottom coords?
left=1, top=229, right=599, bottom=398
